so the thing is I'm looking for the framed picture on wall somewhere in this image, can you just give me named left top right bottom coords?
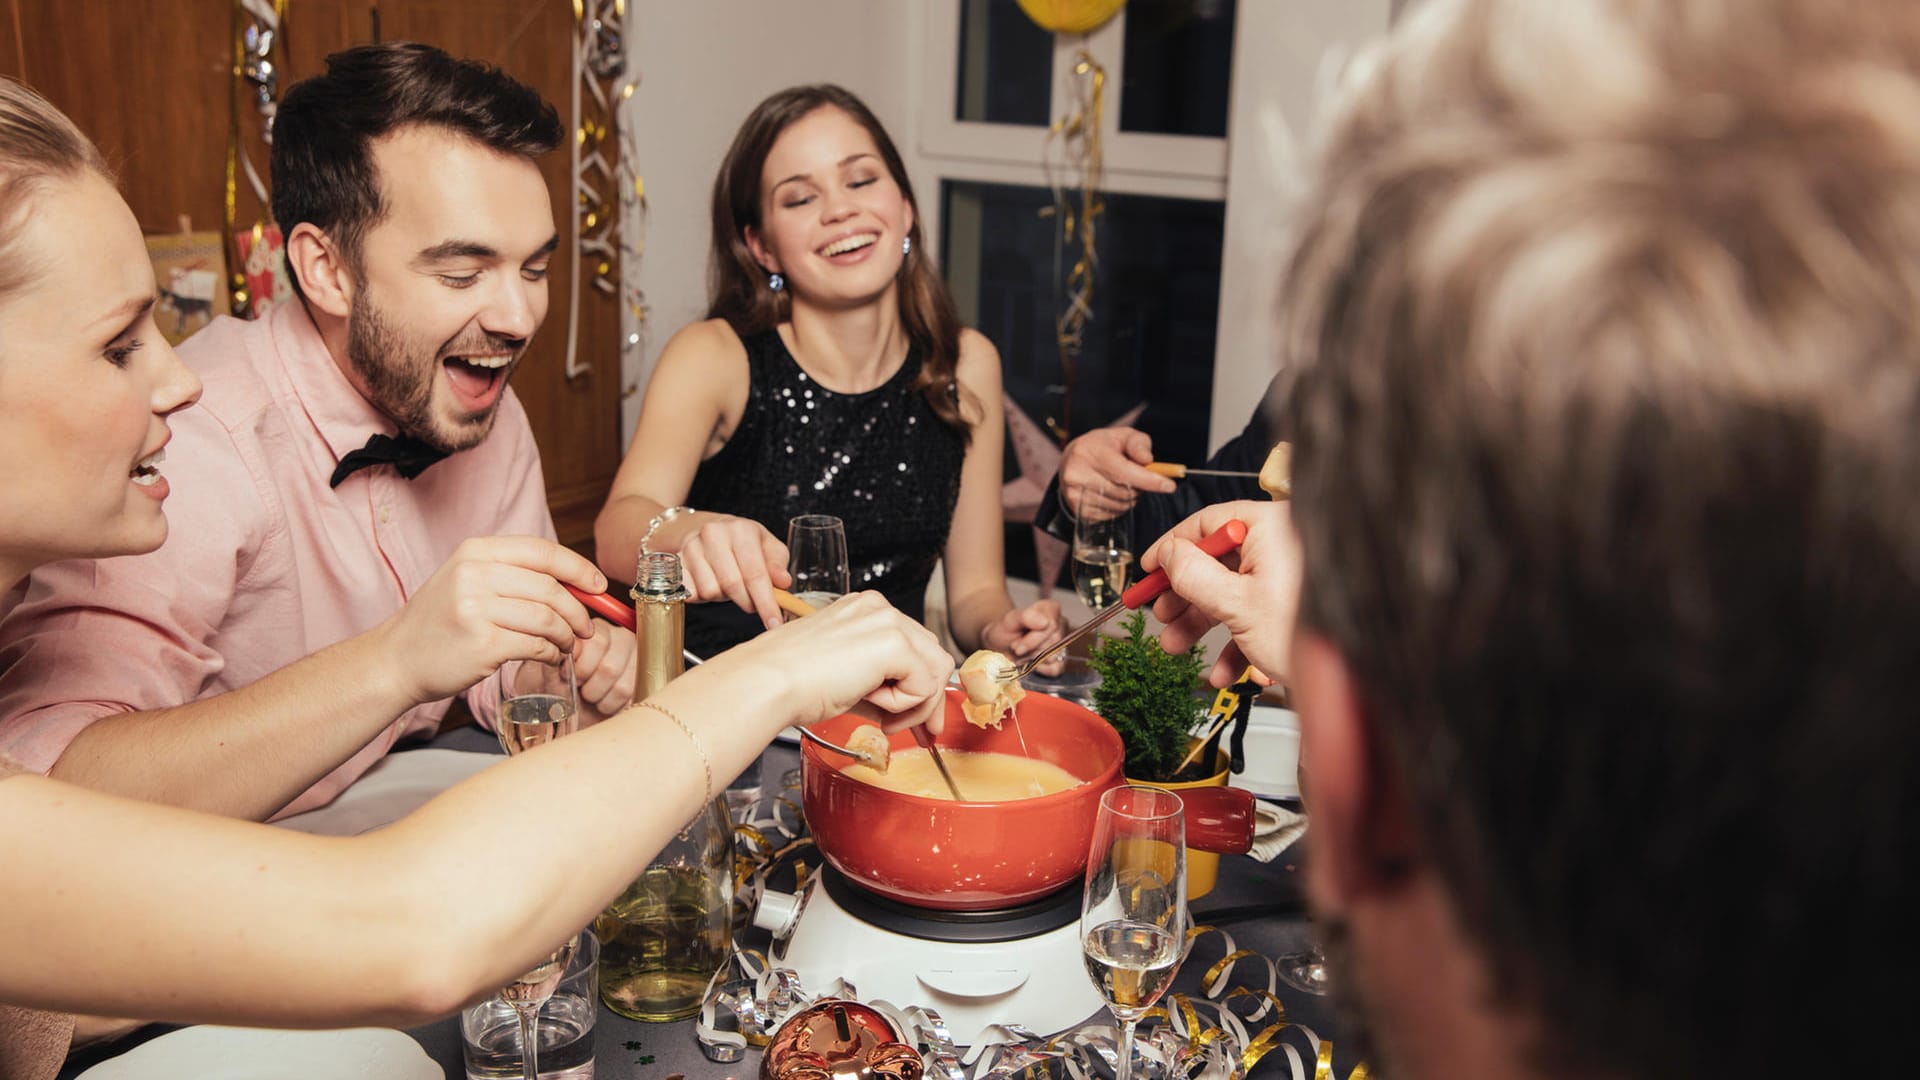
left=146, top=230, right=230, bottom=345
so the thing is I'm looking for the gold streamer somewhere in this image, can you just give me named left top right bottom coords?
left=224, top=0, right=288, bottom=318
left=1041, top=50, right=1106, bottom=441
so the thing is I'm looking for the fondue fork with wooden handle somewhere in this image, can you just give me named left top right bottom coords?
left=562, top=583, right=891, bottom=770
left=775, top=589, right=966, bottom=799
left=995, top=519, right=1250, bottom=685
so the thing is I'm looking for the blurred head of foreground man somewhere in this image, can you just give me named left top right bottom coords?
left=1274, top=0, right=1920, bottom=1076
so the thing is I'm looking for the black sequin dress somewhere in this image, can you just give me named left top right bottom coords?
left=684, top=328, right=967, bottom=657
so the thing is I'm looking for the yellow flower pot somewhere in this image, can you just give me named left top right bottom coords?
left=1130, top=746, right=1230, bottom=901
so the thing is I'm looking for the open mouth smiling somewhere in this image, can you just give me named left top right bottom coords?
left=130, top=447, right=165, bottom=486
left=819, top=233, right=879, bottom=258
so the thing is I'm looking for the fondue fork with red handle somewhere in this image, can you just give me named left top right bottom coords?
left=996, top=519, right=1249, bottom=684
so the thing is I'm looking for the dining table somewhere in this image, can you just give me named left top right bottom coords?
left=57, top=728, right=1360, bottom=1080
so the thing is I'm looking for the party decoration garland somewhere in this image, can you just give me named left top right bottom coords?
left=1017, top=0, right=1126, bottom=35
left=1039, top=49, right=1107, bottom=441
left=697, top=789, right=1369, bottom=1079
left=226, top=0, right=287, bottom=318
left=567, top=0, right=649, bottom=384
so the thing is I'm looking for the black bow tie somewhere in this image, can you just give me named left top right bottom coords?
left=328, top=432, right=449, bottom=488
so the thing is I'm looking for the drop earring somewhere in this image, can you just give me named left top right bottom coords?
left=768, top=272, right=784, bottom=292
left=902, top=236, right=913, bottom=256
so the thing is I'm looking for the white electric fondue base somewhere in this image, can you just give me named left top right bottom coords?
left=755, top=866, right=1107, bottom=1047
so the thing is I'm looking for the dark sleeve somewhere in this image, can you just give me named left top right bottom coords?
left=1124, top=375, right=1285, bottom=551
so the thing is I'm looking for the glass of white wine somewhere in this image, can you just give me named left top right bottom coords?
left=497, top=653, right=577, bottom=755
left=1072, top=479, right=1133, bottom=610
left=495, top=653, right=579, bottom=1080
left=786, top=513, right=850, bottom=610
left=1081, top=784, right=1188, bottom=1080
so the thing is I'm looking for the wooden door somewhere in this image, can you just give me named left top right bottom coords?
left=0, top=0, right=622, bottom=554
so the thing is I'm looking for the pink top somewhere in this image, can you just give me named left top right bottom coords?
left=0, top=304, right=553, bottom=817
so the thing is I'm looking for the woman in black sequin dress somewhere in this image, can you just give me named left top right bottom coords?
left=596, top=85, right=1065, bottom=663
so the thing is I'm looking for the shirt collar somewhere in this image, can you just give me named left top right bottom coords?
left=271, top=302, right=406, bottom=465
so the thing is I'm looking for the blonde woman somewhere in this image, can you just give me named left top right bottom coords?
left=0, top=79, right=950, bottom=1079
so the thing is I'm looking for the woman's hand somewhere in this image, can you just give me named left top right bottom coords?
left=721, top=591, right=955, bottom=734
left=984, top=599, right=1067, bottom=676
left=1139, top=500, right=1302, bottom=687
left=672, top=513, right=793, bottom=631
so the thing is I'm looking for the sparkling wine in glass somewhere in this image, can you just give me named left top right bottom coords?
left=1081, top=784, right=1187, bottom=1080
left=786, top=513, right=850, bottom=610
left=1072, top=480, right=1133, bottom=610
left=494, top=652, right=579, bottom=1080
left=497, top=653, right=578, bottom=756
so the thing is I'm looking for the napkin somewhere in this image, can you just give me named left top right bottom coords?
left=1247, top=798, right=1307, bottom=862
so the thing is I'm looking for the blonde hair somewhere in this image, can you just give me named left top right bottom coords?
left=0, top=78, right=108, bottom=299
left=1277, top=1, right=1920, bottom=1075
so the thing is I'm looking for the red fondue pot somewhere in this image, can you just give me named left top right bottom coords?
left=802, top=688, right=1254, bottom=911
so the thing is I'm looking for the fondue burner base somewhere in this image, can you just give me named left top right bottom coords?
left=759, top=868, right=1105, bottom=1047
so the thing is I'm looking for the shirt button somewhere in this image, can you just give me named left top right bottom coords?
left=379, top=506, right=391, bottom=524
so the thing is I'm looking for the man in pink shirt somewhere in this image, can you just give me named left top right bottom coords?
left=0, top=43, right=635, bottom=820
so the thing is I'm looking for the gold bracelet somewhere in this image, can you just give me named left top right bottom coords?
left=639, top=700, right=712, bottom=804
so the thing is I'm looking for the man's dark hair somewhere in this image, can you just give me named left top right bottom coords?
left=271, top=42, right=563, bottom=302
left=1276, top=0, right=1920, bottom=1077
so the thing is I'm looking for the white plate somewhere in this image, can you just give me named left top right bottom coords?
left=1230, top=704, right=1301, bottom=799
left=75, top=1025, right=439, bottom=1080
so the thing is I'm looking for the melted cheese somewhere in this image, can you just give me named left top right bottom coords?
left=841, top=747, right=1081, bottom=801
left=956, top=649, right=1025, bottom=729
left=1259, top=442, right=1291, bottom=500
left=844, top=724, right=891, bottom=770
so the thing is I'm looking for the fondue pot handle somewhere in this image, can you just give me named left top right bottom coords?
left=1176, top=785, right=1257, bottom=856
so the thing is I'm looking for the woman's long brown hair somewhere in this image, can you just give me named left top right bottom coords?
left=707, top=84, right=972, bottom=440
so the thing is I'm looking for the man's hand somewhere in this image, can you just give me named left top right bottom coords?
left=375, top=536, right=604, bottom=705
left=1060, top=427, right=1177, bottom=522
left=573, top=617, right=638, bottom=722
left=1139, top=500, right=1302, bottom=687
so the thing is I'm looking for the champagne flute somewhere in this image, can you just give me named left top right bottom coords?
left=786, top=513, right=850, bottom=610
left=1276, top=946, right=1332, bottom=995
left=1072, top=479, right=1133, bottom=610
left=495, top=653, right=578, bottom=1080
left=1081, top=784, right=1187, bottom=1080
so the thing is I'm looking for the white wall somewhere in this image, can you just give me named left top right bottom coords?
left=1211, top=0, right=1392, bottom=450
left=619, top=1, right=923, bottom=442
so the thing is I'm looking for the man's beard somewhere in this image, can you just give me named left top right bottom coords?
left=345, top=294, right=520, bottom=454
left=1316, top=914, right=1391, bottom=1077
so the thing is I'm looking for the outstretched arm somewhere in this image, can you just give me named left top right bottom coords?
left=0, top=592, right=952, bottom=1030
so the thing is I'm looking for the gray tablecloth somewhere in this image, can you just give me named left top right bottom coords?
left=405, top=731, right=1354, bottom=1079
left=56, top=732, right=1354, bottom=1079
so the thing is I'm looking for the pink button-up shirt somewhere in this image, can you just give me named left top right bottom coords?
left=0, top=304, right=554, bottom=817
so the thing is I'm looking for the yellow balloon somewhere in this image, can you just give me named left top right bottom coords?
left=1017, top=0, right=1124, bottom=35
